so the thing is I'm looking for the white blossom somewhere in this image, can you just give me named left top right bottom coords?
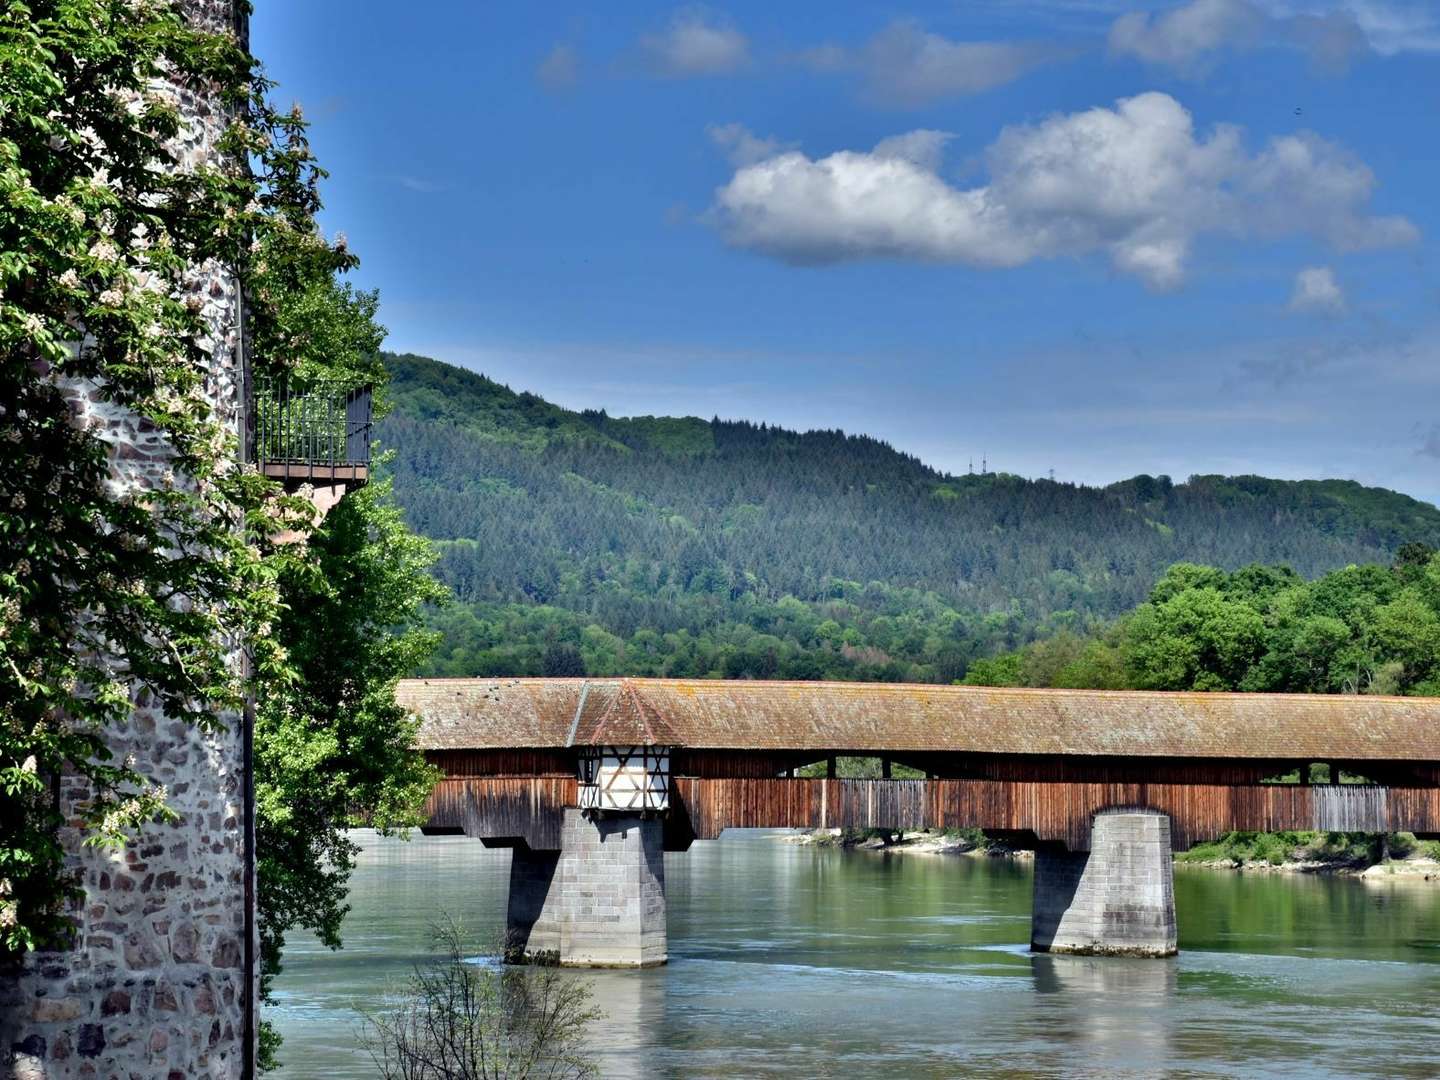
left=58, top=268, right=80, bottom=288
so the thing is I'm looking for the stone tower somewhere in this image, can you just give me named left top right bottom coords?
left=2, top=2, right=255, bottom=1076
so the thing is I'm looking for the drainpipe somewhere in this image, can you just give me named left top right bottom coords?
left=242, top=690, right=256, bottom=1078
left=237, top=275, right=257, bottom=1078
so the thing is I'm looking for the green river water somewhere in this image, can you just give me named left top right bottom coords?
left=268, top=830, right=1440, bottom=1078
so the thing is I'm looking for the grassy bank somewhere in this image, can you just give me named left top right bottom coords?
left=1176, top=830, right=1440, bottom=871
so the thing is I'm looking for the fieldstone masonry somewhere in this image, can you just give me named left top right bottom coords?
left=2, top=1, right=255, bottom=1076
left=1030, top=810, right=1178, bottom=958
left=506, top=810, right=667, bottom=968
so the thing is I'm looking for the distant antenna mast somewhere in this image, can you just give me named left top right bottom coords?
left=1049, top=468, right=1055, bottom=482
left=981, top=456, right=987, bottom=474
left=968, top=458, right=974, bottom=475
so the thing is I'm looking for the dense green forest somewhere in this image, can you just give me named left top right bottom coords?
left=379, top=352, right=1440, bottom=684
left=964, top=546, right=1440, bottom=696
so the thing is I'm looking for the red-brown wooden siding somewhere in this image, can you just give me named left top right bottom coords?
left=424, top=775, right=1440, bottom=852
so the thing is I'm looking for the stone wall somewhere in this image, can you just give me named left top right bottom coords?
left=1030, top=810, right=1178, bottom=958
left=2, top=2, right=254, bottom=1076
left=507, top=810, right=667, bottom=968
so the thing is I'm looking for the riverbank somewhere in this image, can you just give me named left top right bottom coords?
left=1177, top=851, right=1440, bottom=880
left=1175, top=831, right=1440, bottom=880
left=785, top=828, right=1440, bottom=880
left=784, top=828, right=1032, bottom=860
left=1177, top=856, right=1440, bottom=880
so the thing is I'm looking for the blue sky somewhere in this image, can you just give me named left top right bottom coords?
left=252, top=1, right=1440, bottom=504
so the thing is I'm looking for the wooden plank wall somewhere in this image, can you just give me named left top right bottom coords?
left=424, top=776, right=1440, bottom=852
left=422, top=749, right=1440, bottom=852
left=671, top=778, right=1440, bottom=850
left=424, top=777, right=577, bottom=850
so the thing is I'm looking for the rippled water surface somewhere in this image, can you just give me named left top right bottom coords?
left=269, top=831, right=1440, bottom=1078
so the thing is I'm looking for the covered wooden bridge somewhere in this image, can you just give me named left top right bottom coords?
left=407, top=677, right=1440, bottom=851
left=401, top=677, right=1440, bottom=966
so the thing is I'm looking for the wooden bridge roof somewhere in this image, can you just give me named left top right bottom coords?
left=400, top=677, right=1440, bottom=762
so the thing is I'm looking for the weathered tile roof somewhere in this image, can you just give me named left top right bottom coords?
left=398, top=677, right=1440, bottom=761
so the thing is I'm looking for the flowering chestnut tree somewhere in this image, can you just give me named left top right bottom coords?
left=0, top=0, right=440, bottom=1032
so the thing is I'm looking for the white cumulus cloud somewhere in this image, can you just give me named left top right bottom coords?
left=1289, top=266, right=1346, bottom=312
left=709, top=91, right=1417, bottom=290
left=640, top=10, right=749, bottom=77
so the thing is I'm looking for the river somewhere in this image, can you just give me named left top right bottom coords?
left=267, top=830, right=1440, bottom=1078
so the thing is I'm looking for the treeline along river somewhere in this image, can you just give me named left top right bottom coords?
left=269, top=831, right=1440, bottom=1078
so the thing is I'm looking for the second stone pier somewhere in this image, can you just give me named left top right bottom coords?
left=1031, top=809, right=1178, bottom=958
left=506, top=808, right=667, bottom=968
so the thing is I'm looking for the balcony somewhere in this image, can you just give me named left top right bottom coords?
left=250, top=376, right=372, bottom=490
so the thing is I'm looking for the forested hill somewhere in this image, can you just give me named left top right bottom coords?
left=379, top=351, right=1440, bottom=682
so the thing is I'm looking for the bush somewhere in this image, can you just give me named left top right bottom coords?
left=1255, top=834, right=1293, bottom=866
left=1387, top=832, right=1417, bottom=858
left=361, top=918, right=601, bottom=1080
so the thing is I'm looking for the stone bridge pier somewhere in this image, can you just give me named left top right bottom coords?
left=506, top=809, right=667, bottom=968
left=503, top=806, right=1178, bottom=967
left=1030, top=810, right=1178, bottom=958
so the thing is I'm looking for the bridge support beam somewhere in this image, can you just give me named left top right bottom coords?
left=506, top=809, right=666, bottom=968
left=1031, top=810, right=1177, bottom=958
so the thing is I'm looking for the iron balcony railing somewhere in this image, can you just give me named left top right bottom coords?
left=252, top=375, right=373, bottom=487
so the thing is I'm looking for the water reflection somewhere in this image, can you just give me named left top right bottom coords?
left=1031, top=955, right=1177, bottom=1074
left=269, top=831, right=1440, bottom=1078
left=582, top=969, right=668, bottom=1080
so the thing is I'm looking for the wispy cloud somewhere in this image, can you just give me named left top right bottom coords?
left=987, top=0, right=1440, bottom=57
left=396, top=174, right=449, bottom=194
left=796, top=20, right=1065, bottom=106
left=537, top=43, right=580, bottom=90
left=1288, top=265, right=1346, bottom=313
left=639, top=9, right=750, bottom=77
left=1420, top=424, right=1440, bottom=460
left=707, top=123, right=794, bottom=167
left=1105, top=0, right=1440, bottom=73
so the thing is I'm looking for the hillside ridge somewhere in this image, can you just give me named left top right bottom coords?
left=378, top=351, right=1440, bottom=683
